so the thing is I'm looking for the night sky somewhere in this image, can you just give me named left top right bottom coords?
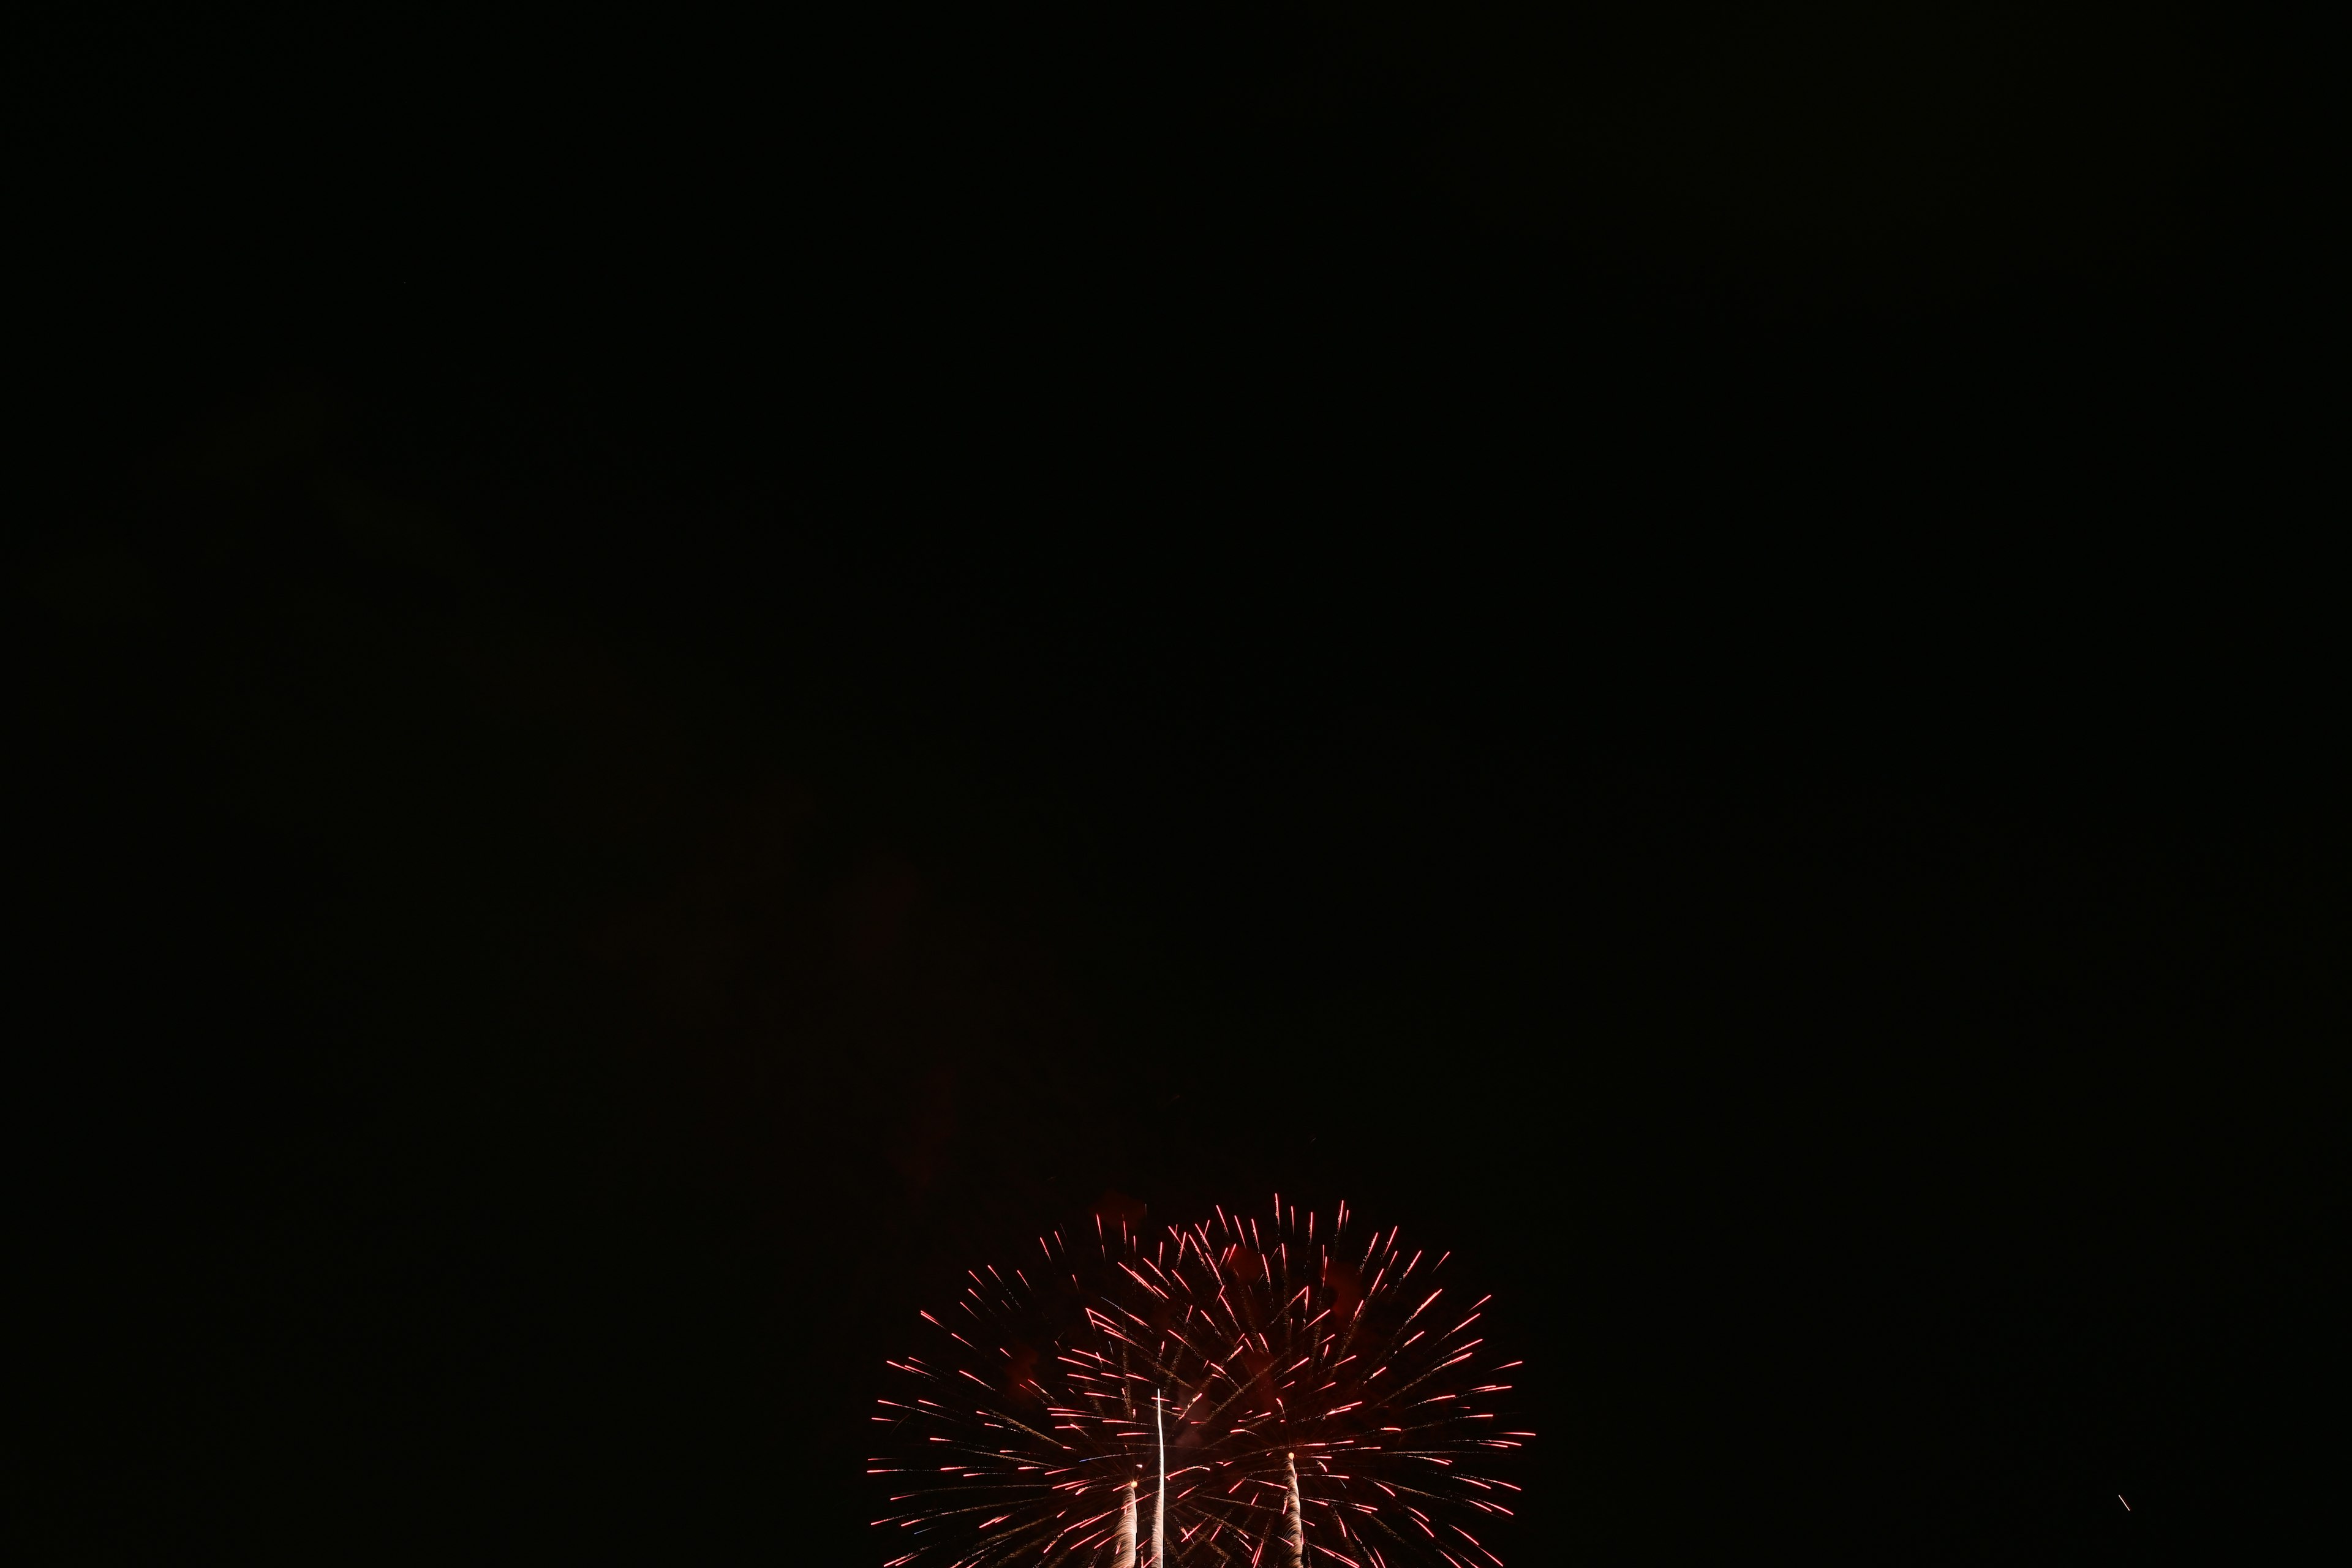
left=20, top=6, right=2338, bottom=1566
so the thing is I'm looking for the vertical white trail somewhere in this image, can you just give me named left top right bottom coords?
left=1281, top=1451, right=1306, bottom=1568
left=1153, top=1392, right=1168, bottom=1567
left=1113, top=1476, right=1137, bottom=1568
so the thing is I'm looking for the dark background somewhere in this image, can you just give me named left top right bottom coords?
left=18, top=4, right=2340, bottom=1564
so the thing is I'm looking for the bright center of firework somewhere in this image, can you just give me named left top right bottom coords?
left=870, top=1197, right=1531, bottom=1567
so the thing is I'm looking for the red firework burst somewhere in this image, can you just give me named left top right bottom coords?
left=870, top=1197, right=1530, bottom=1567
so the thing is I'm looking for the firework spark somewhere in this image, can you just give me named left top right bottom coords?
left=870, top=1199, right=1529, bottom=1566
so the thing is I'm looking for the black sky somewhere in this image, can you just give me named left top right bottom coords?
left=19, top=6, right=2340, bottom=1566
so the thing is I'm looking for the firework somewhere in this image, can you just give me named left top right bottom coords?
left=870, top=1197, right=1531, bottom=1567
